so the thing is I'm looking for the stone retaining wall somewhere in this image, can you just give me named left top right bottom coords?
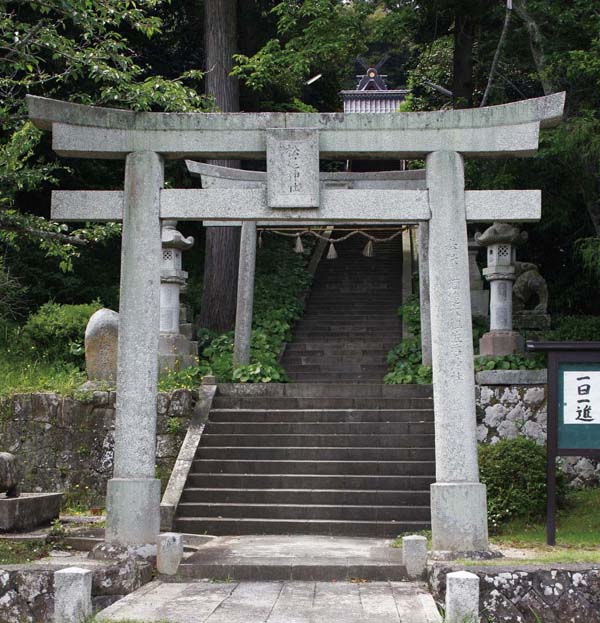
left=0, top=389, right=196, bottom=507
left=430, top=563, right=600, bottom=623
left=476, top=370, right=600, bottom=487
left=0, top=556, right=152, bottom=622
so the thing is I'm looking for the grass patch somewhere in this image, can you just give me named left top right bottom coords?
left=392, top=490, right=600, bottom=564
left=493, top=488, right=600, bottom=549
left=0, top=539, right=50, bottom=564
left=0, top=350, right=85, bottom=398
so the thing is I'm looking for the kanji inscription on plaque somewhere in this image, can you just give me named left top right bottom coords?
left=266, top=128, right=319, bottom=209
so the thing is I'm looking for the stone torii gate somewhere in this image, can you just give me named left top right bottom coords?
left=27, top=93, right=565, bottom=554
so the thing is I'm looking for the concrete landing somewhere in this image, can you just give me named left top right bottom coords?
left=178, top=535, right=407, bottom=581
left=97, top=580, right=441, bottom=623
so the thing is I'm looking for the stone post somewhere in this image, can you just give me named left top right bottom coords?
left=159, top=221, right=196, bottom=372
left=426, top=151, right=488, bottom=553
left=401, top=227, right=414, bottom=338
left=445, top=571, right=480, bottom=623
left=477, top=223, right=526, bottom=356
left=106, top=151, right=163, bottom=547
left=233, top=221, right=257, bottom=369
left=54, top=567, right=92, bottom=623
left=417, top=222, right=432, bottom=366
left=157, top=532, right=184, bottom=575
left=402, top=535, right=428, bottom=579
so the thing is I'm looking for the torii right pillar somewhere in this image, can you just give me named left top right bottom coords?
left=427, top=151, right=488, bottom=552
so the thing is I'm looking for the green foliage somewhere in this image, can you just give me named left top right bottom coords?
left=166, top=417, right=184, bottom=436
left=0, top=350, right=86, bottom=398
left=547, top=315, right=600, bottom=342
left=0, top=258, right=27, bottom=320
left=232, top=362, right=286, bottom=384
left=22, top=301, right=102, bottom=364
left=474, top=354, right=545, bottom=372
left=396, top=295, right=421, bottom=337
left=163, top=235, right=312, bottom=387
left=479, top=438, right=566, bottom=531
left=385, top=298, right=430, bottom=385
left=158, top=364, right=204, bottom=393
left=0, top=0, right=210, bottom=268
left=384, top=338, right=432, bottom=385
left=0, top=540, right=50, bottom=564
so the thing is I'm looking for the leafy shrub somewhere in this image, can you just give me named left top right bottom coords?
left=479, top=438, right=566, bottom=531
left=547, top=315, right=600, bottom=342
left=474, top=353, right=545, bottom=372
left=180, top=235, right=312, bottom=385
left=384, top=338, right=432, bottom=385
left=397, top=295, right=421, bottom=336
left=22, top=301, right=102, bottom=364
left=233, top=362, right=286, bottom=383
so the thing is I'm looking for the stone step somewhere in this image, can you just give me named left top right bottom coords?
left=190, top=459, right=436, bottom=476
left=173, top=517, right=429, bottom=538
left=176, top=502, right=431, bottom=521
left=282, top=355, right=388, bottom=366
left=208, top=409, right=434, bottom=422
left=286, top=373, right=388, bottom=383
left=284, top=342, right=397, bottom=352
left=196, top=446, right=435, bottom=461
left=212, top=396, right=433, bottom=410
left=180, top=487, right=431, bottom=506
left=215, top=383, right=432, bottom=398
left=291, top=331, right=401, bottom=339
left=284, top=364, right=388, bottom=374
left=203, top=421, right=434, bottom=435
left=185, top=473, right=434, bottom=490
left=199, top=434, right=435, bottom=448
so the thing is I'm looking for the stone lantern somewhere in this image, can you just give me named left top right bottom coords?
left=159, top=221, right=197, bottom=372
left=476, top=222, right=527, bottom=356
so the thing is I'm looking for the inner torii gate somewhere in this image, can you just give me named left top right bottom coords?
left=27, top=93, right=565, bottom=553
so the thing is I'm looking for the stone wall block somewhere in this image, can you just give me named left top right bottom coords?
left=12, top=394, right=32, bottom=420
left=157, top=393, right=170, bottom=416
left=31, top=393, right=60, bottom=423
left=167, top=389, right=193, bottom=417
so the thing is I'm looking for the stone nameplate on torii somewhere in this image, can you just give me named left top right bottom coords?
left=26, top=92, right=566, bottom=556
left=266, top=128, right=320, bottom=209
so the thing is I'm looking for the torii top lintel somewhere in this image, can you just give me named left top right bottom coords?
left=26, top=93, right=565, bottom=160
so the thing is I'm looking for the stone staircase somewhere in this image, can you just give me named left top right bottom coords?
left=281, top=233, right=403, bottom=383
left=174, top=383, right=434, bottom=537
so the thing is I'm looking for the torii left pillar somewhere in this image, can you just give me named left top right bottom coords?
left=106, top=151, right=163, bottom=546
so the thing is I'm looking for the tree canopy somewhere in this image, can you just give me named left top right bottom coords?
left=1, top=0, right=600, bottom=315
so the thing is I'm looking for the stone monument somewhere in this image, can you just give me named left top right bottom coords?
left=477, top=222, right=527, bottom=356
left=84, top=308, right=119, bottom=385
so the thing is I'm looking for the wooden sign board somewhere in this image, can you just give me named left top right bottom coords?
left=527, top=341, right=600, bottom=545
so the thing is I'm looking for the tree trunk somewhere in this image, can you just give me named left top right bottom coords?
left=481, top=6, right=512, bottom=107
left=453, top=12, right=474, bottom=108
left=199, top=0, right=241, bottom=332
left=514, top=0, right=553, bottom=95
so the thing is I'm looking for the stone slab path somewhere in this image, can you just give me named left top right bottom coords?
left=97, top=579, right=441, bottom=623
left=178, top=535, right=407, bottom=581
